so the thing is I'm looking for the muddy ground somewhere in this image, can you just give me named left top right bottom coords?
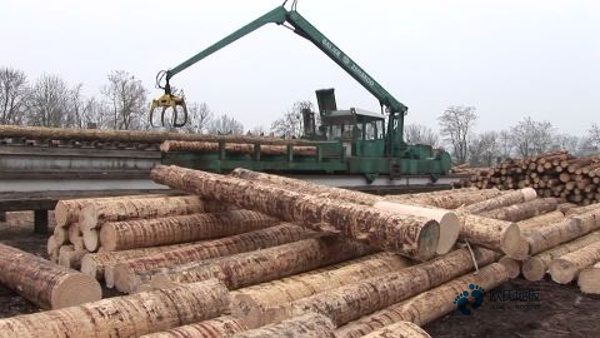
left=1, top=211, right=599, bottom=337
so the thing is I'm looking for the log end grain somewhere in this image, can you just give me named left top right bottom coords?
left=51, top=273, right=102, bottom=309
left=578, top=264, right=600, bottom=294
left=521, top=257, right=546, bottom=281
left=498, top=256, right=521, bottom=279
left=436, top=213, right=460, bottom=255
left=98, top=224, right=118, bottom=252
left=500, top=223, right=526, bottom=259
left=521, top=187, right=538, bottom=201
left=80, top=254, right=102, bottom=280
left=83, top=228, right=99, bottom=252
left=549, top=258, right=578, bottom=284
left=54, top=201, right=70, bottom=228
left=416, top=220, right=440, bottom=261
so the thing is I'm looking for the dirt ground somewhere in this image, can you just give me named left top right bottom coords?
left=1, top=212, right=599, bottom=337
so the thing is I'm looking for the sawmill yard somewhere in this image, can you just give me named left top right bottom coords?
left=0, top=152, right=600, bottom=337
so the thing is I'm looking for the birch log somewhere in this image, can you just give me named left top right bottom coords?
left=99, top=210, right=277, bottom=251
left=0, top=279, right=228, bottom=338
left=144, top=236, right=374, bottom=293
left=231, top=313, right=335, bottom=338
left=335, top=262, right=514, bottom=338
left=548, top=240, right=600, bottom=284
left=578, top=262, right=600, bottom=294
left=139, top=316, right=248, bottom=338
left=521, top=232, right=600, bottom=281
left=151, top=165, right=439, bottom=260
left=0, top=243, right=101, bottom=309
left=250, top=247, right=498, bottom=328
left=80, top=195, right=228, bottom=230
left=230, top=252, right=411, bottom=324
left=361, top=322, right=431, bottom=338
left=112, top=223, right=311, bottom=292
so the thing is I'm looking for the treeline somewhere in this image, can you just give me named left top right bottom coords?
left=406, top=106, right=600, bottom=166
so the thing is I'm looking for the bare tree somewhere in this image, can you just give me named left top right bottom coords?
left=552, top=134, right=581, bottom=155
left=0, top=67, right=29, bottom=125
left=102, top=70, right=147, bottom=130
left=270, top=100, right=315, bottom=138
left=498, top=130, right=513, bottom=160
left=437, top=105, right=478, bottom=164
left=404, top=124, right=440, bottom=147
left=248, top=125, right=268, bottom=136
left=511, top=117, right=554, bottom=158
left=468, top=131, right=499, bottom=166
left=207, top=114, right=244, bottom=135
left=588, top=123, right=600, bottom=149
left=27, top=74, right=71, bottom=127
left=179, top=102, right=212, bottom=133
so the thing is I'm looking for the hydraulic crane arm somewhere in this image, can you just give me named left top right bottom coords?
left=155, top=2, right=408, bottom=140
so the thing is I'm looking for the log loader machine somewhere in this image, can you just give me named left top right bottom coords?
left=151, top=1, right=454, bottom=187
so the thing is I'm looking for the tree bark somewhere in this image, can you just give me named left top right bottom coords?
left=138, top=316, right=248, bottom=338
left=334, top=262, right=514, bottom=338
left=517, top=210, right=565, bottom=233
left=111, top=223, right=312, bottom=292
left=231, top=313, right=335, bottom=338
left=161, top=141, right=317, bottom=156
left=478, top=198, right=559, bottom=222
left=79, top=195, right=229, bottom=230
left=143, top=236, right=375, bottom=293
left=385, top=189, right=506, bottom=210
left=548, top=240, right=600, bottom=284
left=455, top=212, right=524, bottom=259
left=58, top=246, right=88, bottom=269
left=230, top=252, right=411, bottom=328
left=0, top=243, right=101, bottom=309
left=261, top=247, right=498, bottom=327
left=99, top=210, right=277, bottom=251
left=151, top=165, right=440, bottom=261
left=0, top=279, right=228, bottom=338
left=578, top=262, right=600, bottom=294
left=360, top=321, right=431, bottom=338
left=463, top=188, right=537, bottom=214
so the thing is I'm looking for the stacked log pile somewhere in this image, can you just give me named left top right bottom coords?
left=459, top=150, right=600, bottom=205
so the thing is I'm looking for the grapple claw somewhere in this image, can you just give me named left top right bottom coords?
left=149, top=93, right=188, bottom=128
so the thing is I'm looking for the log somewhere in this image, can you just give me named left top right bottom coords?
left=517, top=210, right=565, bottom=233
left=578, top=262, right=600, bottom=294
left=0, top=243, right=101, bottom=309
left=334, top=262, right=514, bottom=338
left=455, top=212, right=523, bottom=259
left=53, top=226, right=69, bottom=245
left=111, top=223, right=312, bottom=292
left=230, top=252, right=411, bottom=325
left=79, top=195, right=229, bottom=230
left=231, top=313, right=335, bottom=338
left=360, top=322, right=431, bottom=338
left=463, top=188, right=537, bottom=214
left=522, top=232, right=600, bottom=281
left=258, top=247, right=498, bottom=328
left=478, top=198, right=559, bottom=222
left=99, top=210, right=277, bottom=251
left=548, top=240, right=600, bottom=284
left=389, top=189, right=505, bottom=209
left=151, top=165, right=440, bottom=260
left=54, top=194, right=166, bottom=227
left=47, top=235, right=59, bottom=261
left=0, top=279, right=228, bottom=338
left=82, top=227, right=99, bottom=252
left=139, top=316, right=249, bottom=338
left=161, top=140, right=317, bottom=156
left=68, top=222, right=84, bottom=250
left=565, top=203, right=600, bottom=216
left=144, top=236, right=375, bottom=293
left=58, top=246, right=88, bottom=269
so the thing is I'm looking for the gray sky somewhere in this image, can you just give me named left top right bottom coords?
left=2, top=0, right=599, bottom=134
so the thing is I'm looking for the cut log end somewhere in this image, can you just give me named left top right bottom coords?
left=98, top=225, right=117, bottom=251
left=50, top=273, right=102, bottom=309
left=500, top=224, right=527, bottom=259
left=498, top=256, right=521, bottom=279
left=416, top=220, right=440, bottom=261
left=521, top=187, right=538, bottom=201
left=83, top=228, right=99, bottom=252
left=549, top=259, right=578, bottom=284
left=436, top=213, right=460, bottom=255
left=521, top=257, right=546, bottom=281
left=578, top=264, right=600, bottom=294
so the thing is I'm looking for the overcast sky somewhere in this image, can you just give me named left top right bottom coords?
left=2, top=0, right=599, bottom=134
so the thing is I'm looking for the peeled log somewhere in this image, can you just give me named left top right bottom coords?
left=361, top=322, right=431, bottom=338
left=80, top=195, right=228, bottom=230
left=99, top=210, right=277, bottom=251
left=0, top=279, right=228, bottom=338
left=112, top=223, right=312, bottom=292
left=463, top=188, right=537, bottom=214
left=54, top=194, right=165, bottom=228
left=478, top=198, right=559, bottom=222
left=456, top=212, right=523, bottom=259
left=0, top=243, right=101, bottom=309
left=578, top=262, right=600, bottom=294
left=334, top=262, right=513, bottom=338
left=231, top=313, right=335, bottom=338
left=151, top=165, right=439, bottom=260
left=160, top=140, right=317, bottom=156
left=387, top=189, right=505, bottom=210
left=230, top=252, right=411, bottom=325
left=522, top=232, right=600, bottom=281
left=263, top=247, right=498, bottom=328
left=139, top=316, right=248, bottom=338
left=517, top=211, right=565, bottom=233
left=145, top=236, right=374, bottom=292
left=527, top=209, right=600, bottom=255
left=549, top=241, right=600, bottom=284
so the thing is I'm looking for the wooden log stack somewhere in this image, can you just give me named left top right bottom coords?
left=458, top=150, right=600, bottom=205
